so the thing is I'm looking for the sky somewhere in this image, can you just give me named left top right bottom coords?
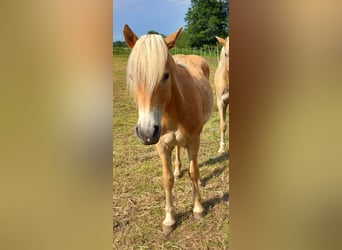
left=113, top=0, right=191, bottom=41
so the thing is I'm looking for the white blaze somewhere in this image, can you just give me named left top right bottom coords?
left=137, top=107, right=162, bottom=132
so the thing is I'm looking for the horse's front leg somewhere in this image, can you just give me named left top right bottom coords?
left=187, top=137, right=204, bottom=218
left=156, top=142, right=175, bottom=234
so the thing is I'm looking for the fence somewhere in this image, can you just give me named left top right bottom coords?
left=113, top=47, right=220, bottom=65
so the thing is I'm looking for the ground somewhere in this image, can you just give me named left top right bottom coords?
left=113, top=54, right=229, bottom=249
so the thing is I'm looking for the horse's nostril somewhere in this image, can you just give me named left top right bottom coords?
left=135, top=124, right=160, bottom=145
left=152, top=125, right=160, bottom=138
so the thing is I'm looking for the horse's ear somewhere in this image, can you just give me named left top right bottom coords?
left=123, top=24, right=139, bottom=48
left=164, top=27, right=183, bottom=49
left=216, top=36, right=227, bottom=46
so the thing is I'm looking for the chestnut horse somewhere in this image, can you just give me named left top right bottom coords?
left=123, top=24, right=213, bottom=233
left=215, top=36, right=229, bottom=154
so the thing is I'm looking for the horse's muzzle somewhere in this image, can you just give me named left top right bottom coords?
left=135, top=124, right=161, bottom=145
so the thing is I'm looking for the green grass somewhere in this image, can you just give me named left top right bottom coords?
left=113, top=54, right=229, bottom=249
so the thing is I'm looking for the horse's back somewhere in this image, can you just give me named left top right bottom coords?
left=173, top=54, right=210, bottom=81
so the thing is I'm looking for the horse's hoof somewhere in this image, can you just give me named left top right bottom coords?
left=193, top=211, right=204, bottom=219
left=217, top=150, right=225, bottom=155
left=174, top=174, right=180, bottom=181
left=162, top=224, right=175, bottom=235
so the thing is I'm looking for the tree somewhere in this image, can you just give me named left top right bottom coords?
left=185, top=0, right=229, bottom=47
left=113, top=41, right=127, bottom=47
left=147, top=30, right=166, bottom=38
left=176, top=29, right=189, bottom=48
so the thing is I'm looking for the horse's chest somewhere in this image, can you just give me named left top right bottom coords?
left=161, top=130, right=187, bottom=148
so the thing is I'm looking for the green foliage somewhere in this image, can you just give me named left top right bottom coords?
left=176, top=29, right=189, bottom=48
left=185, top=0, right=229, bottom=47
left=147, top=30, right=159, bottom=34
left=113, top=41, right=127, bottom=47
left=147, top=30, right=166, bottom=38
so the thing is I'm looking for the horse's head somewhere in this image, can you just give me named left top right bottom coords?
left=123, top=25, right=182, bottom=145
left=216, top=36, right=229, bottom=70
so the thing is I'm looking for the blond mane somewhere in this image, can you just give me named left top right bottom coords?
left=127, top=34, right=169, bottom=96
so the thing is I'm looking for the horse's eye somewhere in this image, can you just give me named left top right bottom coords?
left=224, top=53, right=228, bottom=57
left=162, top=72, right=169, bottom=81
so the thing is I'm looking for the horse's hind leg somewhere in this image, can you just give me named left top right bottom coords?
left=217, top=97, right=228, bottom=154
left=156, top=142, right=176, bottom=234
left=173, top=146, right=181, bottom=180
left=187, top=137, right=204, bottom=218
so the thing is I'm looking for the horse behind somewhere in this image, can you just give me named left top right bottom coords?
left=215, top=36, right=229, bottom=154
left=123, top=24, right=213, bottom=234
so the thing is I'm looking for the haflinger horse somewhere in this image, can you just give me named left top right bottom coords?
left=214, top=36, right=229, bottom=154
left=123, top=24, right=213, bottom=234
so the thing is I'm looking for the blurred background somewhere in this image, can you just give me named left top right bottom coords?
left=0, top=0, right=341, bottom=249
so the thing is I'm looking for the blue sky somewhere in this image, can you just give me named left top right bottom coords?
left=113, top=0, right=191, bottom=41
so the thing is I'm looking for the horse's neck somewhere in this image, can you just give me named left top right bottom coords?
left=219, top=46, right=229, bottom=73
left=219, top=58, right=229, bottom=74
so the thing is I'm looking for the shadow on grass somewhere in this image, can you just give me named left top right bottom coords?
left=175, top=169, right=188, bottom=179
left=200, top=164, right=227, bottom=187
left=173, top=152, right=229, bottom=186
left=199, top=152, right=229, bottom=168
left=173, top=192, right=229, bottom=231
left=203, top=192, right=229, bottom=210
left=199, top=152, right=229, bottom=186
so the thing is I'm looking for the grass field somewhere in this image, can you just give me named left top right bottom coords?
left=113, top=54, right=229, bottom=249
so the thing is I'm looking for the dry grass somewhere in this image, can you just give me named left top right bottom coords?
left=113, top=54, right=229, bottom=249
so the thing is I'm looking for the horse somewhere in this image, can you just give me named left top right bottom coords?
left=123, top=24, right=213, bottom=234
left=214, top=36, right=229, bottom=154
